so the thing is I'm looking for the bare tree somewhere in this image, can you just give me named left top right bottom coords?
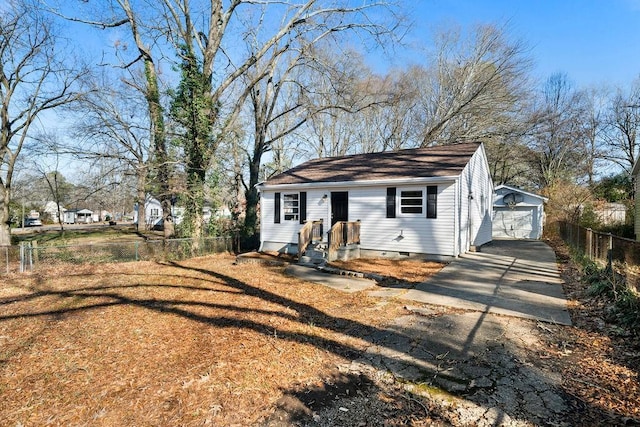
left=50, top=0, right=178, bottom=237
left=415, top=24, right=532, bottom=147
left=602, top=81, right=640, bottom=173
left=0, top=2, right=86, bottom=245
left=581, top=86, right=609, bottom=185
left=72, top=75, right=151, bottom=229
left=162, top=1, right=398, bottom=244
left=527, top=73, right=589, bottom=188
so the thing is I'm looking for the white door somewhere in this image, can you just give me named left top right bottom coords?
left=492, top=207, right=536, bottom=239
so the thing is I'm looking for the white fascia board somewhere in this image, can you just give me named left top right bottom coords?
left=257, top=175, right=460, bottom=192
left=493, top=203, right=542, bottom=208
left=494, top=184, right=549, bottom=203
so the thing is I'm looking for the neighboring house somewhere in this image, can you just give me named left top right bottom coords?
left=258, top=142, right=494, bottom=260
left=64, top=208, right=94, bottom=224
left=593, top=202, right=626, bottom=225
left=134, top=194, right=163, bottom=229
left=134, top=194, right=218, bottom=229
left=44, top=201, right=66, bottom=224
left=492, top=185, right=547, bottom=240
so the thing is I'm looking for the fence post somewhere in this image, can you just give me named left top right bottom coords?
left=606, top=233, right=613, bottom=272
left=19, top=242, right=24, bottom=273
left=28, top=242, right=33, bottom=271
left=586, top=228, right=593, bottom=260
left=135, top=241, right=139, bottom=261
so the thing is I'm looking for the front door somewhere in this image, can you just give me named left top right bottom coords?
left=331, top=192, right=348, bottom=226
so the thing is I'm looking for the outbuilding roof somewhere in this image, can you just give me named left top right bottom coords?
left=263, top=142, right=482, bottom=186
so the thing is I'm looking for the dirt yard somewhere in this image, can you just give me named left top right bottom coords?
left=1, top=250, right=638, bottom=425
left=0, top=255, right=428, bottom=426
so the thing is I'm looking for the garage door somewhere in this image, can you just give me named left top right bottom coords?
left=493, top=207, right=536, bottom=239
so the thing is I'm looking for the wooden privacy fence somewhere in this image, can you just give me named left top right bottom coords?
left=557, top=221, right=640, bottom=292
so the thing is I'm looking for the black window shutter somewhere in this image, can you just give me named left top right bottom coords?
left=274, top=192, right=281, bottom=223
left=427, top=186, right=437, bottom=218
left=386, top=187, right=396, bottom=218
left=299, top=192, right=307, bottom=224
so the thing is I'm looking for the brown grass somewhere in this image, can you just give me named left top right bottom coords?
left=0, top=254, right=408, bottom=426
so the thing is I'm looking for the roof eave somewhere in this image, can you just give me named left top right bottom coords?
left=258, top=175, right=460, bottom=192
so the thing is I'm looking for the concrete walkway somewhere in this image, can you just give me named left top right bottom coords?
left=401, top=239, right=572, bottom=325
left=285, top=240, right=576, bottom=424
left=286, top=239, right=571, bottom=325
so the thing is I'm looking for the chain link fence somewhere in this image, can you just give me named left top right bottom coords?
left=556, top=221, right=640, bottom=292
left=1, top=236, right=234, bottom=274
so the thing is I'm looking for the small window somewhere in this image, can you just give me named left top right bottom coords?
left=283, top=193, right=299, bottom=221
left=400, top=190, right=423, bottom=214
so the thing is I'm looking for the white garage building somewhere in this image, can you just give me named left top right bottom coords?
left=492, top=185, right=547, bottom=240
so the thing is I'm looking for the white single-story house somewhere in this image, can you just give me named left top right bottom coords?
left=492, top=185, right=547, bottom=240
left=64, top=208, right=94, bottom=224
left=133, top=194, right=164, bottom=229
left=258, top=142, right=494, bottom=260
left=43, top=201, right=66, bottom=223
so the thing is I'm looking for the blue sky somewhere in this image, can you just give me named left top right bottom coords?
left=386, top=0, right=640, bottom=89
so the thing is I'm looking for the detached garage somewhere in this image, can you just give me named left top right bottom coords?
left=493, top=185, right=547, bottom=239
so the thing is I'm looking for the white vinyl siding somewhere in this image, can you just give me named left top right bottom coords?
left=458, top=147, right=494, bottom=250
left=350, top=184, right=456, bottom=256
left=260, top=189, right=330, bottom=250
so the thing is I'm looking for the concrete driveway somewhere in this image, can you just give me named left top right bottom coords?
left=401, top=239, right=572, bottom=325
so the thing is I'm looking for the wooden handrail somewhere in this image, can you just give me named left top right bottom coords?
left=297, top=219, right=323, bottom=258
left=328, top=221, right=360, bottom=259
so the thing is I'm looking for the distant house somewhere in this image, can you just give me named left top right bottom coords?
left=64, top=208, right=94, bottom=224
left=43, top=201, right=66, bottom=224
left=258, top=142, right=494, bottom=260
left=134, top=194, right=219, bottom=230
left=134, top=195, right=163, bottom=229
left=492, top=185, right=547, bottom=240
left=592, top=202, right=626, bottom=225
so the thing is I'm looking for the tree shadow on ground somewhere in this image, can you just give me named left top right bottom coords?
left=0, top=259, right=624, bottom=425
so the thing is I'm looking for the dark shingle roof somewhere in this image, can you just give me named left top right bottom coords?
left=263, top=142, right=481, bottom=186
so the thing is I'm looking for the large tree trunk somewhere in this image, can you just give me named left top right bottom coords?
left=185, top=168, right=206, bottom=253
left=144, top=59, right=174, bottom=239
left=135, top=170, right=147, bottom=231
left=0, top=185, right=11, bottom=246
left=243, top=149, right=263, bottom=239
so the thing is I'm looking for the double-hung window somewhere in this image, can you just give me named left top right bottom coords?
left=283, top=193, right=299, bottom=221
left=390, top=185, right=437, bottom=218
left=400, top=189, right=424, bottom=215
